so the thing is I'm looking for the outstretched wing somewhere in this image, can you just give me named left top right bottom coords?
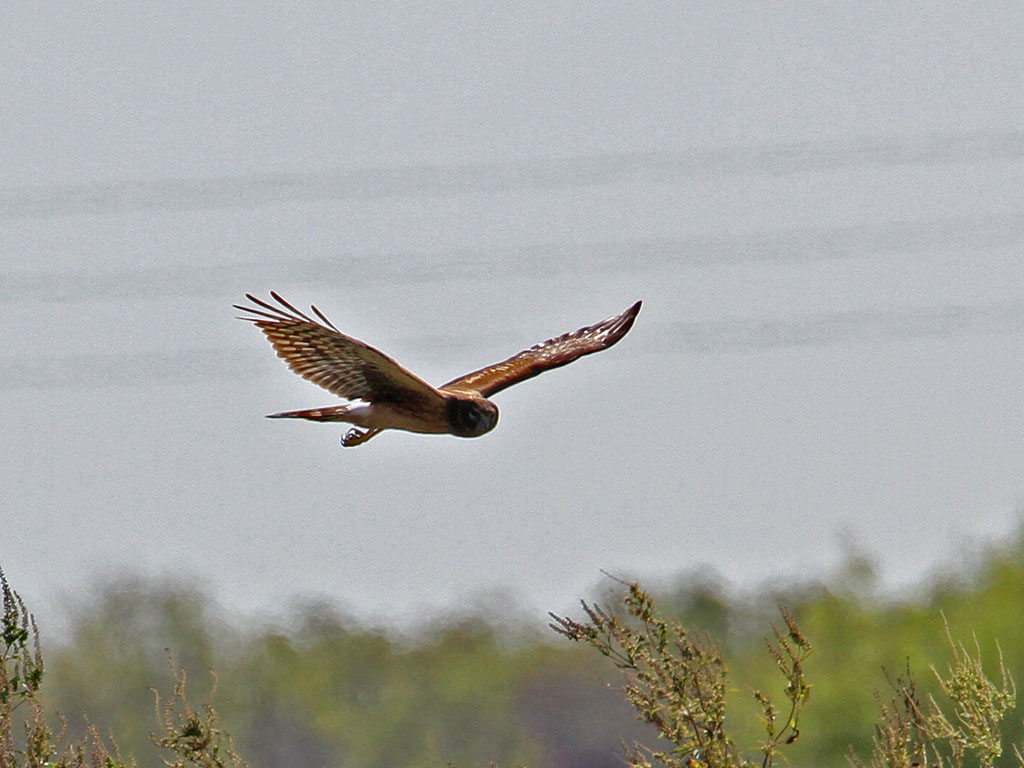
left=235, top=292, right=445, bottom=406
left=441, top=300, right=641, bottom=398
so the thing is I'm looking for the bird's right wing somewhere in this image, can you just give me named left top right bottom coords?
left=235, top=292, right=445, bottom=406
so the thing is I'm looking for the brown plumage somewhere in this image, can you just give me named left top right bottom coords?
left=235, top=292, right=641, bottom=447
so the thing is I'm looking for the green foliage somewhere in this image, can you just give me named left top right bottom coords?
left=46, top=576, right=218, bottom=764
left=850, top=622, right=1015, bottom=768
left=0, top=567, right=243, bottom=768
left=1, top=567, right=49, bottom=768
left=152, top=664, right=246, bottom=768
left=11, top=526, right=1024, bottom=767
left=1, top=569, right=43, bottom=709
left=550, top=581, right=811, bottom=768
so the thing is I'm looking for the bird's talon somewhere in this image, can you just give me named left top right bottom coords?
left=343, top=427, right=377, bottom=447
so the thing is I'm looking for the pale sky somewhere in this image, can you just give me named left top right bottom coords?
left=2, top=1, right=1023, bottom=631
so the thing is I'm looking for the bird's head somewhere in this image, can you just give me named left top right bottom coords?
left=447, top=396, right=499, bottom=438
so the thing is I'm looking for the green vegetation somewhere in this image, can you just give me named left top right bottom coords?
left=6, top=527, right=1024, bottom=768
left=1, top=569, right=244, bottom=768
left=550, top=579, right=812, bottom=768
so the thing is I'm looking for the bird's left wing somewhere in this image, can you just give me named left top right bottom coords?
left=441, top=300, right=641, bottom=398
left=236, top=292, right=445, bottom=406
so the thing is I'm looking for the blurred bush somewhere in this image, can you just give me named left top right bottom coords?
left=8, top=524, right=1024, bottom=767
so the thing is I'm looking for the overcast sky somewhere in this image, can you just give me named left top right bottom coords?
left=2, top=2, right=1022, bottom=630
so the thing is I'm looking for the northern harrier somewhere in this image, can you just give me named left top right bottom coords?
left=236, top=292, right=641, bottom=447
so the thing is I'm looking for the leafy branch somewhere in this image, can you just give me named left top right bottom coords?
left=851, top=620, right=1015, bottom=768
left=550, top=578, right=812, bottom=768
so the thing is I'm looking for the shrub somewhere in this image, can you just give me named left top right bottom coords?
left=0, top=567, right=245, bottom=768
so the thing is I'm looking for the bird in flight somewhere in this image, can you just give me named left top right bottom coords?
left=235, top=292, right=641, bottom=447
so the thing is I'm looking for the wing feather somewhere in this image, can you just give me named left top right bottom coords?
left=441, top=300, right=641, bottom=398
left=235, top=293, right=444, bottom=405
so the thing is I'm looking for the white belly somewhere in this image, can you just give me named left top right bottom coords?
left=348, top=402, right=450, bottom=435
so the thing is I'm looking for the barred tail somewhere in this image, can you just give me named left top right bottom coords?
left=266, top=405, right=352, bottom=422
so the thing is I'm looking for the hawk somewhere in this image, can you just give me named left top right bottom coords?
left=235, top=292, right=642, bottom=447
